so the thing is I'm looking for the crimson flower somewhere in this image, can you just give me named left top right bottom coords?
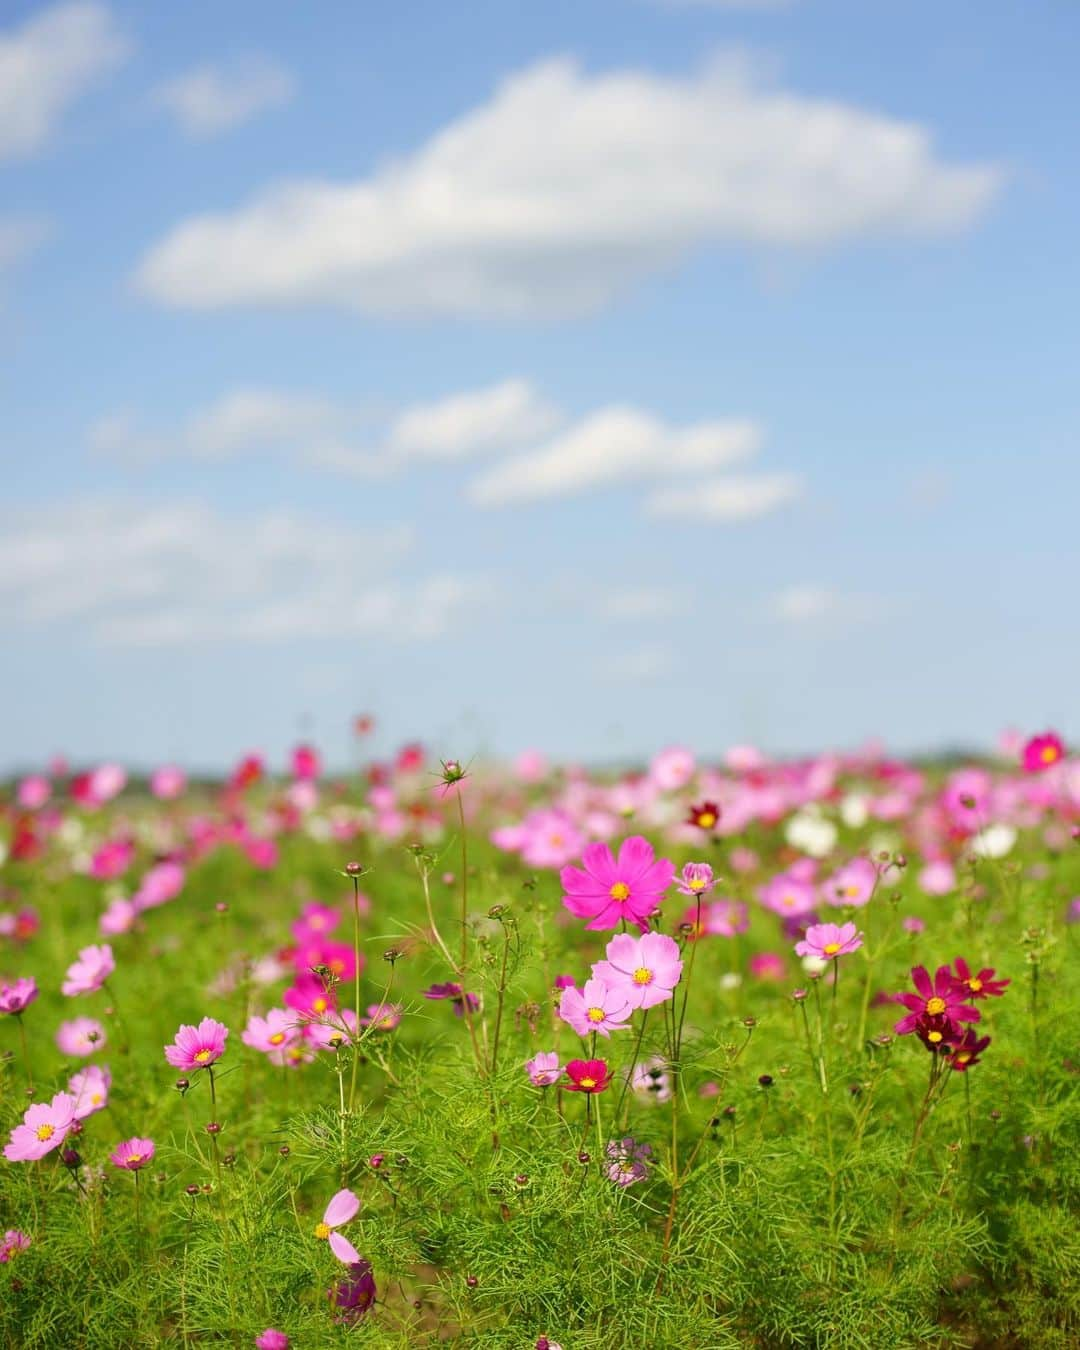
left=951, top=956, right=1010, bottom=1000
left=893, top=965, right=980, bottom=1037
left=563, top=1059, right=612, bottom=1094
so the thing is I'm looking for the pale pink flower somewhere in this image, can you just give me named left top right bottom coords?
left=61, top=944, right=115, bottom=996
left=591, top=932, right=683, bottom=1010
left=315, top=1189, right=362, bottom=1264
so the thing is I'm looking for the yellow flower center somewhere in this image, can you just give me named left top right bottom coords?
left=35, top=1124, right=54, bottom=1142
left=968, top=978, right=982, bottom=993
left=687, top=877, right=707, bottom=891
left=194, top=1049, right=212, bottom=1063
left=1040, top=744, right=1058, bottom=763
left=925, top=997, right=946, bottom=1015
left=269, top=1032, right=286, bottom=1045
left=313, top=998, right=327, bottom=1013
left=823, top=942, right=841, bottom=956
left=954, top=1052, right=971, bottom=1064
left=314, top=1222, right=331, bottom=1240
left=125, top=1153, right=143, bottom=1165
left=550, top=834, right=564, bottom=847
left=632, top=967, right=653, bottom=985
left=91, top=1093, right=103, bottom=1105
left=698, top=812, right=716, bottom=828
left=330, top=959, right=345, bottom=975
left=578, top=1077, right=596, bottom=1089
left=928, top=1031, right=943, bottom=1044
left=782, top=895, right=795, bottom=909
left=586, top=1007, right=606, bottom=1023
left=610, top=882, right=631, bottom=901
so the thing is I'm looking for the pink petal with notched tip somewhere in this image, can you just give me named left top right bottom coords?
left=328, top=1231, right=361, bottom=1265
left=323, top=1188, right=360, bottom=1228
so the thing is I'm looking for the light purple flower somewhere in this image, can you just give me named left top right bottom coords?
left=525, top=1051, right=562, bottom=1087
left=558, top=978, right=632, bottom=1038
left=316, top=1188, right=361, bottom=1264
left=61, top=944, right=115, bottom=997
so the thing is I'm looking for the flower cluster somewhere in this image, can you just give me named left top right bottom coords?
left=892, top=958, right=1008, bottom=1063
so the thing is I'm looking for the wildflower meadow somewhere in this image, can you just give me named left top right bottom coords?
left=1, top=733, right=1079, bottom=1349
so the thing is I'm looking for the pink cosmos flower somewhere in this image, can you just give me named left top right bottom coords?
left=68, top=1064, right=111, bottom=1119
left=3, top=1092, right=77, bottom=1161
left=100, top=898, right=138, bottom=935
left=0, top=1230, right=31, bottom=1263
left=303, top=1009, right=359, bottom=1051
left=1022, top=731, right=1064, bottom=774
left=315, top=1189, right=362, bottom=1264
left=423, top=982, right=480, bottom=1018
left=749, top=952, right=787, bottom=982
left=525, top=1051, right=562, bottom=1087
left=591, top=932, right=683, bottom=1010
left=650, top=746, right=695, bottom=791
left=700, top=899, right=749, bottom=938
left=359, top=1002, right=403, bottom=1031
left=758, top=874, right=816, bottom=919
left=606, top=1136, right=652, bottom=1187
left=89, top=839, right=135, bottom=881
left=893, top=966, right=981, bottom=1036
left=560, top=837, right=675, bottom=932
left=255, top=1332, right=290, bottom=1350
left=918, top=859, right=956, bottom=897
left=242, top=1009, right=300, bottom=1063
left=151, top=764, right=187, bottom=799
left=291, top=903, right=341, bottom=944
left=292, top=744, right=322, bottom=780
left=558, top=978, right=632, bottom=1038
left=283, top=975, right=338, bottom=1020
left=56, top=1016, right=107, bottom=1056
left=110, top=1137, right=155, bottom=1171
left=795, top=922, right=864, bottom=961
left=563, top=1059, right=612, bottom=1093
left=61, top=944, right=115, bottom=997
left=0, top=977, right=38, bottom=1015
left=132, top=861, right=185, bottom=912
left=17, top=776, right=50, bottom=810
left=164, top=1017, right=229, bottom=1070
left=675, top=862, right=716, bottom=898
left=820, top=858, right=877, bottom=909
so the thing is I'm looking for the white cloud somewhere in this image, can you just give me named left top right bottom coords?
left=386, top=378, right=561, bottom=460
left=602, top=586, right=690, bottom=621
left=772, top=584, right=835, bottom=622
left=647, top=471, right=800, bottom=521
left=134, top=53, right=1003, bottom=319
left=0, top=2, right=129, bottom=162
left=597, top=643, right=674, bottom=683
left=0, top=498, right=489, bottom=646
left=154, top=55, right=295, bottom=138
left=771, top=583, right=888, bottom=626
left=468, top=408, right=760, bottom=506
left=91, top=378, right=558, bottom=475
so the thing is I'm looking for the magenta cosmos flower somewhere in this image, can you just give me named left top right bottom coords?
left=893, top=966, right=980, bottom=1036
left=591, top=932, right=683, bottom=1010
left=560, top=837, right=675, bottom=932
left=794, top=922, right=864, bottom=961
left=164, top=1017, right=229, bottom=1070
left=563, top=1059, right=612, bottom=1094
left=951, top=956, right=1010, bottom=1000
left=110, top=1137, right=155, bottom=1171
left=61, top=944, right=115, bottom=997
left=558, top=978, right=632, bottom=1038
left=3, top=1091, right=77, bottom=1161
left=947, top=1028, right=991, bottom=1072
left=525, top=1051, right=562, bottom=1087
left=820, top=858, right=877, bottom=909
left=315, top=1189, right=362, bottom=1264
left=0, top=977, right=38, bottom=1015
left=255, top=1332, right=290, bottom=1350
left=0, top=1231, right=31, bottom=1263
left=1022, top=731, right=1064, bottom=773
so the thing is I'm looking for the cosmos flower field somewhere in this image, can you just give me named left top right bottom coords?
left=1, top=733, right=1079, bottom=1349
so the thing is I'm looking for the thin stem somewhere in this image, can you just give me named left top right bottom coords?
left=614, top=1009, right=649, bottom=1128
left=16, top=1013, right=33, bottom=1092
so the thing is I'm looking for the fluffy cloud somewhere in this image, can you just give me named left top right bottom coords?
left=0, top=2, right=128, bottom=162
left=154, top=56, right=295, bottom=138
left=647, top=471, right=801, bottom=521
left=91, top=378, right=557, bottom=474
left=772, top=584, right=836, bottom=622
left=468, top=409, right=760, bottom=506
left=135, top=53, right=1003, bottom=319
left=0, top=498, right=488, bottom=646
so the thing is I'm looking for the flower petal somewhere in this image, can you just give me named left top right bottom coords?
left=328, top=1231, right=361, bottom=1265
left=323, top=1188, right=360, bottom=1228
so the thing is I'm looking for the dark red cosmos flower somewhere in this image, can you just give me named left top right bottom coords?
left=913, top=1014, right=956, bottom=1053
left=329, top=1260, right=376, bottom=1327
left=952, top=956, right=1010, bottom=1000
left=686, top=801, right=721, bottom=831
left=893, top=965, right=981, bottom=1037
left=947, top=1028, right=991, bottom=1072
left=564, top=1059, right=612, bottom=1094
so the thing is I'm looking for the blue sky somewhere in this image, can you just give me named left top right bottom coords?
left=2, top=0, right=1077, bottom=773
